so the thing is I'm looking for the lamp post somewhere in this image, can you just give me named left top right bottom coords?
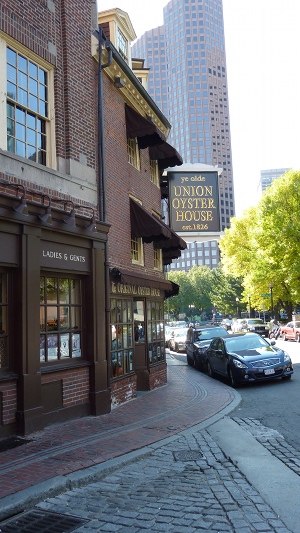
left=269, top=283, right=274, bottom=318
left=248, top=295, right=251, bottom=318
left=236, top=297, right=240, bottom=318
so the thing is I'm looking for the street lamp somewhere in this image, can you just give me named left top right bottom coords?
left=236, top=297, right=240, bottom=318
left=269, top=282, right=274, bottom=318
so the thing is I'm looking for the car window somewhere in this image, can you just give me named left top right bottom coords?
left=225, top=335, right=267, bottom=352
left=195, top=327, right=227, bottom=341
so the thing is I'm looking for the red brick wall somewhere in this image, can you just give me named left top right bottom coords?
left=110, top=374, right=137, bottom=408
left=149, top=364, right=167, bottom=390
left=1, top=0, right=98, bottom=171
left=0, top=381, right=17, bottom=426
left=103, top=73, right=167, bottom=279
left=41, top=367, right=89, bottom=408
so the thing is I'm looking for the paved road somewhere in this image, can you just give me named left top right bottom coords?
left=0, top=352, right=300, bottom=532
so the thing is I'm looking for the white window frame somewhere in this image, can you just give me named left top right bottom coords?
left=150, top=159, right=159, bottom=186
left=127, top=137, right=140, bottom=170
left=131, top=236, right=144, bottom=265
left=0, top=33, right=56, bottom=169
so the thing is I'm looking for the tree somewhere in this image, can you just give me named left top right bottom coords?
left=219, top=170, right=300, bottom=317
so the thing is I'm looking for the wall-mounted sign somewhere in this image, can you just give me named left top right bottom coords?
left=168, top=171, right=220, bottom=233
left=41, top=241, right=90, bottom=271
left=111, top=282, right=161, bottom=298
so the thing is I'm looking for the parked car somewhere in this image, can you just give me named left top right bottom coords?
left=185, top=325, right=229, bottom=369
left=165, top=326, right=179, bottom=347
left=205, top=332, right=293, bottom=387
left=168, top=327, right=189, bottom=352
left=240, top=318, right=269, bottom=337
left=280, top=321, right=300, bottom=342
left=231, top=319, right=245, bottom=333
left=221, top=318, right=232, bottom=331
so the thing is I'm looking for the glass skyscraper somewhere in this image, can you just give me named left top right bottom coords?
left=132, top=0, right=235, bottom=270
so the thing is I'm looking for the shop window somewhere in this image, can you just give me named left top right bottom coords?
left=110, top=298, right=133, bottom=378
left=147, top=300, right=165, bottom=365
left=150, top=159, right=159, bottom=186
left=134, top=299, right=145, bottom=344
left=40, top=276, right=82, bottom=362
left=131, top=236, right=144, bottom=265
left=5, top=42, right=54, bottom=166
left=153, top=247, right=162, bottom=271
left=127, top=137, right=140, bottom=169
left=0, top=273, right=9, bottom=370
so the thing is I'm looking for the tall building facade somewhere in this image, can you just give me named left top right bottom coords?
left=132, top=0, right=235, bottom=269
left=259, top=168, right=291, bottom=193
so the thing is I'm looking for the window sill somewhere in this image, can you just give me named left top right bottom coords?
left=0, top=371, right=18, bottom=382
left=41, top=359, right=90, bottom=374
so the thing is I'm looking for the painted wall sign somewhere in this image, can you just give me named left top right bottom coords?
left=41, top=241, right=90, bottom=271
left=168, top=171, right=221, bottom=233
left=111, top=282, right=161, bottom=298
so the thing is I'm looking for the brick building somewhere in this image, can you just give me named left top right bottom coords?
left=0, top=1, right=185, bottom=438
left=0, top=0, right=112, bottom=438
left=98, top=8, right=185, bottom=406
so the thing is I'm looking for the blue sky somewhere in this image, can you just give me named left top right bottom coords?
left=100, top=0, right=300, bottom=215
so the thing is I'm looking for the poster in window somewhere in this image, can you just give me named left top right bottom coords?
left=40, top=336, right=45, bottom=360
left=47, top=334, right=58, bottom=359
left=60, top=334, right=69, bottom=358
left=72, top=333, right=81, bottom=357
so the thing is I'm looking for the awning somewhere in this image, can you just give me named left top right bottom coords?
left=149, top=142, right=183, bottom=170
left=125, top=104, right=166, bottom=149
left=130, top=198, right=171, bottom=243
left=110, top=267, right=179, bottom=297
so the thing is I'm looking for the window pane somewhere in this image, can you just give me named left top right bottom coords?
left=7, top=47, right=16, bottom=66
left=47, top=306, right=58, bottom=330
left=7, top=64, right=17, bottom=83
left=16, top=140, right=25, bottom=157
left=60, top=307, right=69, bottom=330
left=16, top=107, right=26, bottom=124
left=29, top=94, right=38, bottom=112
left=16, top=123, right=25, bottom=141
left=47, top=334, right=58, bottom=360
left=59, top=279, right=69, bottom=304
left=18, top=71, right=27, bottom=89
left=18, top=55, right=27, bottom=73
left=29, top=61, right=38, bottom=79
left=29, top=77, right=38, bottom=95
left=27, top=128, right=36, bottom=145
left=27, top=144, right=36, bottom=161
left=71, top=306, right=81, bottom=330
left=70, top=279, right=80, bottom=304
left=7, top=81, right=17, bottom=100
left=47, top=278, right=57, bottom=303
left=18, top=87, right=28, bottom=106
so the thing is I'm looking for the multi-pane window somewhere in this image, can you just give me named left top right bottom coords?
left=131, top=236, right=144, bottom=265
left=127, top=137, right=140, bottom=169
left=0, top=273, right=8, bottom=370
left=110, top=298, right=133, bottom=378
left=153, top=247, right=162, bottom=271
left=147, top=300, right=165, bottom=365
left=117, top=28, right=128, bottom=61
left=6, top=47, right=48, bottom=165
left=150, top=159, right=159, bottom=186
left=40, top=276, right=82, bottom=362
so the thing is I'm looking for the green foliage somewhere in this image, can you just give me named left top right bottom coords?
left=219, top=169, right=300, bottom=315
left=166, top=264, right=244, bottom=318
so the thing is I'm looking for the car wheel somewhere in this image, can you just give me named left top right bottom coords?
left=175, top=342, right=179, bottom=353
left=282, top=333, right=287, bottom=341
left=282, top=374, right=292, bottom=380
left=296, top=333, right=300, bottom=343
left=228, top=367, right=239, bottom=387
left=207, top=361, right=214, bottom=378
left=187, top=353, right=194, bottom=367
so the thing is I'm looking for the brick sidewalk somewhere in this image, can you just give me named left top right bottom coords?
left=0, top=360, right=236, bottom=501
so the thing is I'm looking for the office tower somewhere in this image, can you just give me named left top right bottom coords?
left=259, top=168, right=291, bottom=193
left=132, top=0, right=235, bottom=269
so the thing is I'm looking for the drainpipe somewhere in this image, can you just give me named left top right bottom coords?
left=97, top=26, right=112, bottom=399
